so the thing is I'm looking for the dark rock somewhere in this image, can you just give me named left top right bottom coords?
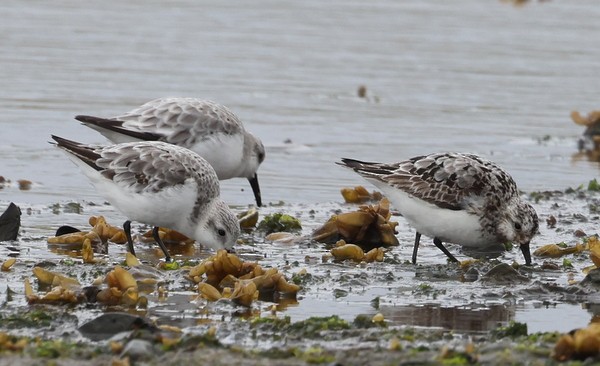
left=78, top=313, right=158, bottom=341
left=480, top=263, right=529, bottom=284
left=54, top=225, right=81, bottom=236
left=580, top=268, right=600, bottom=286
left=0, top=203, right=21, bottom=241
left=463, top=267, right=479, bottom=282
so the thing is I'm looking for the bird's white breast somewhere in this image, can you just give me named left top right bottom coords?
left=370, top=179, right=494, bottom=247
left=190, top=133, right=246, bottom=180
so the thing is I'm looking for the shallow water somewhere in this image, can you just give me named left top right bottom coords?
left=2, top=0, right=600, bottom=340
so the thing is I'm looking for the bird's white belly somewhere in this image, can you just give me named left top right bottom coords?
left=374, top=182, right=492, bottom=247
left=93, top=177, right=197, bottom=235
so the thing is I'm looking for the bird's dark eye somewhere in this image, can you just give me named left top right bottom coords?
left=515, top=223, right=522, bottom=231
left=218, top=229, right=226, bottom=237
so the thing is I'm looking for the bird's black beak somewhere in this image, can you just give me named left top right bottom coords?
left=520, top=242, right=532, bottom=266
left=248, top=173, right=262, bottom=207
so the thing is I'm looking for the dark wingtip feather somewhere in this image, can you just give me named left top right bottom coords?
left=75, top=115, right=116, bottom=125
left=74, top=115, right=96, bottom=123
left=51, top=135, right=86, bottom=153
left=337, top=158, right=369, bottom=169
left=338, top=158, right=394, bottom=176
left=50, top=135, right=102, bottom=171
left=51, top=134, right=76, bottom=147
left=76, top=115, right=163, bottom=141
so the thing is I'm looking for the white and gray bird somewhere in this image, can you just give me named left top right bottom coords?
left=51, top=135, right=240, bottom=261
left=338, top=153, right=538, bottom=265
left=75, top=98, right=265, bottom=206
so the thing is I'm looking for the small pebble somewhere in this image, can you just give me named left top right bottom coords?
left=120, top=339, right=155, bottom=361
left=357, top=85, right=367, bottom=98
left=17, top=179, right=31, bottom=190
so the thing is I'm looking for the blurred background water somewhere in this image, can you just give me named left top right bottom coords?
left=1, top=0, right=599, bottom=207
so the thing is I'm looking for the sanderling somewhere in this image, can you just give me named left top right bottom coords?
left=75, top=98, right=265, bottom=206
left=51, top=135, right=240, bottom=261
left=338, top=153, right=538, bottom=265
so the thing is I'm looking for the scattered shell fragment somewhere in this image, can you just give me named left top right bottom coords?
left=571, top=110, right=600, bottom=126
left=357, top=85, right=367, bottom=98
left=26, top=271, right=84, bottom=304
left=265, top=232, right=300, bottom=244
left=372, top=313, right=385, bottom=323
left=587, top=237, right=600, bottom=268
left=82, top=238, right=96, bottom=263
left=27, top=285, right=82, bottom=304
left=231, top=280, right=258, bottom=307
left=17, top=179, right=32, bottom=191
left=91, top=265, right=144, bottom=306
left=32, top=266, right=81, bottom=288
left=106, top=266, right=138, bottom=291
left=26, top=261, right=153, bottom=307
left=275, top=275, right=301, bottom=294
left=89, top=216, right=128, bottom=244
left=141, top=226, right=194, bottom=245
left=572, top=110, right=600, bottom=152
left=158, top=324, right=183, bottom=334
left=330, top=241, right=385, bottom=263
left=24, top=277, right=34, bottom=300
left=331, top=242, right=365, bottom=262
left=198, top=282, right=222, bottom=301
left=340, top=185, right=382, bottom=204
left=238, top=207, right=259, bottom=230
left=47, top=230, right=102, bottom=248
left=364, top=247, right=385, bottom=262
left=96, top=287, right=123, bottom=305
left=121, top=287, right=139, bottom=306
left=0, top=332, right=28, bottom=352
left=125, top=252, right=141, bottom=267
left=533, top=243, right=585, bottom=258
left=1, top=258, right=16, bottom=271
left=48, top=215, right=126, bottom=250
left=553, top=323, right=600, bottom=361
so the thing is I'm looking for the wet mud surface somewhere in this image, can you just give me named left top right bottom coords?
left=1, top=184, right=600, bottom=364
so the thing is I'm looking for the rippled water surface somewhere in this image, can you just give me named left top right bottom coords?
left=2, top=0, right=600, bottom=338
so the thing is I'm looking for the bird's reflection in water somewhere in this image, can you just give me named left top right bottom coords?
left=380, top=303, right=514, bottom=332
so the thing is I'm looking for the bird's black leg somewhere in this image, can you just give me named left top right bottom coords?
left=412, top=232, right=422, bottom=264
left=433, top=237, right=459, bottom=263
left=152, top=227, right=172, bottom=262
left=123, top=220, right=135, bottom=256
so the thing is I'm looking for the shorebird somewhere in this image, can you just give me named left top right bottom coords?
left=338, top=153, right=538, bottom=265
left=52, top=135, right=240, bottom=261
left=75, top=97, right=265, bottom=206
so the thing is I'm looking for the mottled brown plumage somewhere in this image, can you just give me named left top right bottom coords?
left=338, top=153, right=538, bottom=265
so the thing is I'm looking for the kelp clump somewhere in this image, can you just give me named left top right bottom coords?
left=312, top=198, right=398, bottom=251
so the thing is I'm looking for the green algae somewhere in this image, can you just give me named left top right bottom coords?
left=0, top=310, right=53, bottom=329
left=492, top=321, right=528, bottom=339
left=257, top=213, right=302, bottom=234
